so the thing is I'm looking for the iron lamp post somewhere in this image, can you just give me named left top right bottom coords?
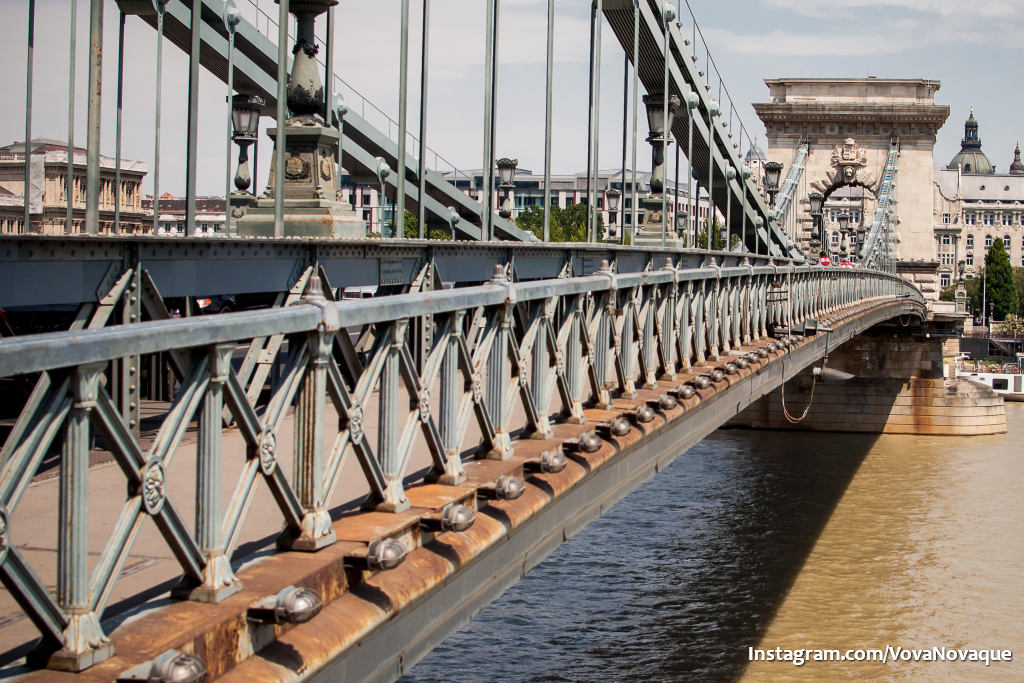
left=231, top=94, right=263, bottom=194
left=808, top=191, right=824, bottom=250
left=636, top=92, right=680, bottom=245
left=837, top=211, right=850, bottom=257
left=763, top=161, right=783, bottom=206
left=955, top=258, right=967, bottom=313
left=376, top=156, right=392, bottom=236
left=496, top=157, right=518, bottom=220
left=605, top=187, right=621, bottom=240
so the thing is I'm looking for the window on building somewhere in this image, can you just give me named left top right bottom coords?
left=1004, top=235, right=1011, bottom=249
left=967, top=234, right=974, bottom=248
left=940, top=273, right=951, bottom=287
left=966, top=254, right=974, bottom=266
left=1002, top=213, right=1013, bottom=226
left=941, top=252, right=954, bottom=265
left=942, top=213, right=951, bottom=224
left=984, top=213, right=995, bottom=226
left=965, top=212, right=976, bottom=225
left=985, top=234, right=993, bottom=248
left=941, top=234, right=951, bottom=245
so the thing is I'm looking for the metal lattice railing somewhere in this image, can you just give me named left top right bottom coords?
left=0, top=263, right=922, bottom=669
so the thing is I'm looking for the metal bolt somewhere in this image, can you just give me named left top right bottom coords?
left=735, top=357, right=749, bottom=369
left=724, top=362, right=738, bottom=374
left=766, top=342, right=778, bottom=353
left=694, top=375, right=711, bottom=389
left=657, top=393, right=678, bottom=410
left=757, top=348, right=769, bottom=358
left=710, top=368, right=725, bottom=382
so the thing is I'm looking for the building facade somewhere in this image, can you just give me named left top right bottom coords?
left=0, top=139, right=148, bottom=234
left=933, top=112, right=1024, bottom=287
left=141, top=194, right=227, bottom=235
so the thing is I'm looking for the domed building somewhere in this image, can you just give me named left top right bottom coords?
left=946, top=107, right=995, bottom=174
left=934, top=109, right=1024, bottom=289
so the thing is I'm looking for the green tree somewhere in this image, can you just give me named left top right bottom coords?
left=514, top=204, right=601, bottom=242
left=402, top=210, right=452, bottom=240
left=1014, top=267, right=1024, bottom=316
left=694, top=217, right=741, bottom=251
left=985, top=239, right=1018, bottom=320
left=999, top=314, right=1024, bottom=335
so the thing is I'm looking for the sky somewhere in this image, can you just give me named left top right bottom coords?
left=3, top=0, right=1024, bottom=196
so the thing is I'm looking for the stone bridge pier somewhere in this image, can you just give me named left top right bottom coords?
left=731, top=331, right=1006, bottom=435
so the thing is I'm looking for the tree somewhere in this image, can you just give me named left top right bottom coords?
left=1014, top=267, right=1024, bottom=316
left=984, top=239, right=1017, bottom=320
left=514, top=204, right=601, bottom=242
left=999, top=314, right=1024, bottom=335
left=694, top=217, right=741, bottom=251
left=402, top=210, right=452, bottom=241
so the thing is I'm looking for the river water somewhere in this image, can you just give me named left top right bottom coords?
left=404, top=403, right=1024, bottom=682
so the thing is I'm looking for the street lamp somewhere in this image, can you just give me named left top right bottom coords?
left=496, top=157, right=518, bottom=219
left=955, top=258, right=967, bottom=314
left=837, top=211, right=851, bottom=257
left=637, top=93, right=681, bottom=245
left=605, top=188, right=622, bottom=241
left=808, top=191, right=824, bottom=250
left=676, top=209, right=688, bottom=242
left=375, top=156, right=392, bottom=236
left=231, top=94, right=264, bottom=194
left=763, top=161, right=783, bottom=206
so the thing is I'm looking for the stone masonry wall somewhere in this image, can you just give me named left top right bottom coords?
left=730, top=333, right=1006, bottom=435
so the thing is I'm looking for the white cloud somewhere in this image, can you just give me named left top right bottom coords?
left=765, top=0, right=1018, bottom=18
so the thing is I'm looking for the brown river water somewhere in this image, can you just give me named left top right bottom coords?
left=407, top=403, right=1024, bottom=682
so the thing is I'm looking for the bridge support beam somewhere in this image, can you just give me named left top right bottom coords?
left=732, top=332, right=1006, bottom=435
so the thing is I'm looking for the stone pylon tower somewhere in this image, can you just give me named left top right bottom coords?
left=753, top=78, right=949, bottom=296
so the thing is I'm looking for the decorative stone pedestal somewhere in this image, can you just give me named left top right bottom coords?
left=235, top=125, right=365, bottom=238
left=632, top=196, right=683, bottom=247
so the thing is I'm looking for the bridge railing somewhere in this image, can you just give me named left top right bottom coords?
left=0, top=264, right=921, bottom=669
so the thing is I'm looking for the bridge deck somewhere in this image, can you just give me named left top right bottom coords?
left=3, top=292, right=919, bottom=680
